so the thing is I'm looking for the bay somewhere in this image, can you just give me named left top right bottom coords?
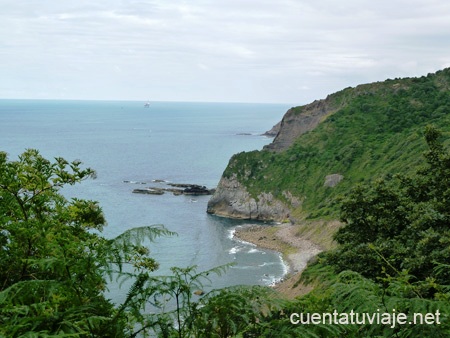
left=0, top=99, right=291, bottom=302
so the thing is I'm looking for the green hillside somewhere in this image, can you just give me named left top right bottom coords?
left=223, top=68, right=450, bottom=219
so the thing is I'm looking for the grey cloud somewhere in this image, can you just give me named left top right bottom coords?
left=1, top=0, right=450, bottom=102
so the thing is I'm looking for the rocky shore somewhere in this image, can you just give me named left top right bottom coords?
left=234, top=223, right=323, bottom=297
left=206, top=174, right=291, bottom=221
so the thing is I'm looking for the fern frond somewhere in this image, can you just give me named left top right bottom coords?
left=111, top=224, right=176, bottom=247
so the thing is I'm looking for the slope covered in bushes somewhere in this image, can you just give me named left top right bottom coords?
left=222, top=68, right=450, bottom=219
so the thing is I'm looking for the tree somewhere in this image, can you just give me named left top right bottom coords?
left=0, top=149, right=171, bottom=337
left=194, top=285, right=284, bottom=338
left=1, top=149, right=302, bottom=337
left=327, top=125, right=450, bottom=285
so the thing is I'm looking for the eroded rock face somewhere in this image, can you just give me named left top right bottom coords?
left=206, top=174, right=290, bottom=221
left=264, top=98, right=338, bottom=152
left=262, top=121, right=281, bottom=137
left=324, top=174, right=344, bottom=187
left=208, top=96, right=340, bottom=220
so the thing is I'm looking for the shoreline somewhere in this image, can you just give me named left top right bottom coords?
left=233, top=223, right=323, bottom=297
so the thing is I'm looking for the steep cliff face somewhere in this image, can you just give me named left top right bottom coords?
left=207, top=68, right=450, bottom=221
left=261, top=121, right=281, bottom=137
left=207, top=97, right=339, bottom=220
left=206, top=174, right=291, bottom=221
left=264, top=97, right=339, bottom=152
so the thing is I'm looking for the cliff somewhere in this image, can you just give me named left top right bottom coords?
left=263, top=98, right=339, bottom=152
left=206, top=173, right=296, bottom=221
left=206, top=88, right=355, bottom=221
left=207, top=68, right=450, bottom=221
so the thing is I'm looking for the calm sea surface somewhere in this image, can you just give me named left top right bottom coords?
left=0, top=99, right=291, bottom=302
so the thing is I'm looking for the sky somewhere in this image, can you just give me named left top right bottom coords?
left=1, top=0, right=450, bottom=104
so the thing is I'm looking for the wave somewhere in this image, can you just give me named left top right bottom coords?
left=228, top=246, right=242, bottom=254
left=230, top=265, right=259, bottom=270
left=123, top=180, right=147, bottom=184
left=227, top=229, right=236, bottom=240
left=278, top=253, right=289, bottom=275
left=248, top=248, right=263, bottom=254
left=231, top=234, right=257, bottom=247
left=228, top=242, right=266, bottom=255
left=261, top=274, right=283, bottom=286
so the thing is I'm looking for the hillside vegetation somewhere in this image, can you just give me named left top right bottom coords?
left=2, top=69, right=450, bottom=336
left=223, top=68, right=450, bottom=219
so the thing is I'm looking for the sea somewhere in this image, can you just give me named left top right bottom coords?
left=0, top=99, right=291, bottom=303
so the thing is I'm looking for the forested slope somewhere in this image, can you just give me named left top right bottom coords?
left=208, top=68, right=450, bottom=221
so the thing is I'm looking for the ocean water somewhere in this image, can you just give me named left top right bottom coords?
left=0, top=99, right=291, bottom=302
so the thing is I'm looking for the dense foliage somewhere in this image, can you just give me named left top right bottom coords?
left=314, top=126, right=450, bottom=336
left=236, top=127, right=450, bottom=337
left=3, top=69, right=450, bottom=337
left=223, top=68, right=450, bottom=219
left=327, top=126, right=450, bottom=284
left=0, top=150, right=121, bottom=336
left=0, top=149, right=181, bottom=336
left=0, top=150, right=285, bottom=337
left=3, top=136, right=447, bottom=337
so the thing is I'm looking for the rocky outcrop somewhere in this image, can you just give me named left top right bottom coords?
left=324, top=174, right=344, bottom=187
left=132, top=183, right=214, bottom=196
left=207, top=98, right=339, bottom=220
left=207, top=97, right=340, bottom=220
left=206, top=174, right=291, bottom=221
left=264, top=98, right=338, bottom=152
left=133, top=188, right=165, bottom=195
left=262, top=121, right=281, bottom=137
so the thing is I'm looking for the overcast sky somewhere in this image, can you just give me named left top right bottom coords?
left=1, top=0, right=450, bottom=104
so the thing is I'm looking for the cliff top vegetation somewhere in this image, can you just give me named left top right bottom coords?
left=223, top=68, right=450, bottom=219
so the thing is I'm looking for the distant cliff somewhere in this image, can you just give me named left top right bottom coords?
left=263, top=98, right=339, bottom=152
left=207, top=68, right=450, bottom=221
